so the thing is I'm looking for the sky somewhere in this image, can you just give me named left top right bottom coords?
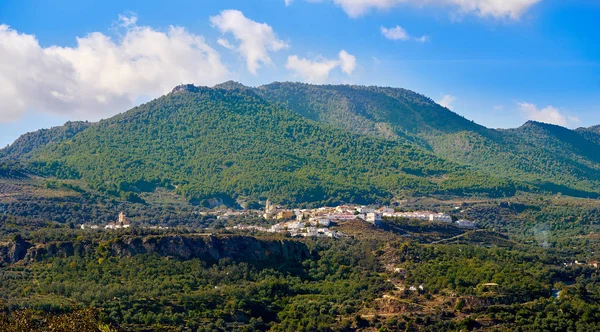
left=1, top=0, right=599, bottom=147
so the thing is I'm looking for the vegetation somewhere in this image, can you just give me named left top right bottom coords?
left=25, top=86, right=515, bottom=207
left=257, top=82, right=600, bottom=198
left=0, top=121, right=92, bottom=160
left=2, top=82, right=600, bottom=330
left=2, top=82, right=600, bottom=205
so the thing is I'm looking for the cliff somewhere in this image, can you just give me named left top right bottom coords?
left=0, top=235, right=31, bottom=263
left=0, top=235, right=312, bottom=267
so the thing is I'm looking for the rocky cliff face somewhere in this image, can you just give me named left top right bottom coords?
left=1, top=235, right=312, bottom=267
left=0, top=236, right=32, bottom=263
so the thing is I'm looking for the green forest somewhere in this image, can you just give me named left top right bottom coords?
left=21, top=86, right=518, bottom=207
left=3, top=82, right=600, bottom=208
left=2, top=82, right=600, bottom=330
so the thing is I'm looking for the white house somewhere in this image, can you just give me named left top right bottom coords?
left=286, top=221, right=305, bottom=229
left=317, top=218, right=331, bottom=226
left=366, top=212, right=383, bottom=226
left=456, top=219, right=477, bottom=228
left=430, top=213, right=452, bottom=223
left=378, top=207, right=395, bottom=214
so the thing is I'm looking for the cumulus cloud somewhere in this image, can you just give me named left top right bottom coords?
left=217, top=38, right=235, bottom=49
left=414, top=35, right=430, bottom=43
left=338, top=50, right=356, bottom=74
left=518, top=102, right=579, bottom=127
left=0, top=16, right=229, bottom=122
left=118, top=13, right=138, bottom=27
left=438, top=95, right=456, bottom=110
left=381, top=25, right=428, bottom=42
left=381, top=25, right=409, bottom=40
left=308, top=0, right=541, bottom=19
left=210, top=9, right=288, bottom=74
left=286, top=50, right=356, bottom=83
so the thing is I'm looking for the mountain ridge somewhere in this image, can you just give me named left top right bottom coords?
left=2, top=81, right=599, bottom=204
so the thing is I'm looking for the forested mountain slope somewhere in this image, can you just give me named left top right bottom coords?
left=253, top=82, right=600, bottom=197
left=0, top=121, right=92, bottom=160
left=429, top=122, right=600, bottom=196
left=25, top=85, right=512, bottom=206
left=256, top=82, right=486, bottom=140
left=2, top=81, right=600, bottom=204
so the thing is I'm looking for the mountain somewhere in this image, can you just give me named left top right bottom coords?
left=16, top=84, right=513, bottom=206
left=255, top=82, right=486, bottom=142
left=0, top=121, right=92, bottom=160
left=2, top=81, right=600, bottom=205
left=251, top=82, right=600, bottom=197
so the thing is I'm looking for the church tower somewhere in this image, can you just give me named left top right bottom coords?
left=118, top=212, right=126, bottom=226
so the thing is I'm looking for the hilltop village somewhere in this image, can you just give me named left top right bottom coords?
left=80, top=200, right=477, bottom=238
left=224, top=200, right=477, bottom=238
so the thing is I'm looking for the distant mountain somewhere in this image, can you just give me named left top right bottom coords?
left=429, top=121, right=600, bottom=197
left=582, top=125, right=600, bottom=134
left=2, top=81, right=600, bottom=205
left=213, top=80, right=251, bottom=91
left=256, top=82, right=486, bottom=141
left=0, top=121, right=92, bottom=160
left=252, top=83, right=600, bottom=197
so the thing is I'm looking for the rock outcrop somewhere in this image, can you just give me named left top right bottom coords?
left=0, top=235, right=32, bottom=263
left=2, top=235, right=312, bottom=267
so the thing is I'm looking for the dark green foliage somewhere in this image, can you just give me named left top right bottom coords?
left=28, top=87, right=513, bottom=206
left=0, top=121, right=92, bottom=160
left=0, top=161, right=27, bottom=179
left=256, top=82, right=484, bottom=138
left=3, top=82, right=600, bottom=205
left=430, top=122, right=600, bottom=197
left=0, top=235, right=389, bottom=331
left=257, top=83, right=600, bottom=198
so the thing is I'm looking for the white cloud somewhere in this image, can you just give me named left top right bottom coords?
left=210, top=9, right=288, bottom=74
left=286, top=50, right=357, bottom=83
left=381, top=25, right=409, bottom=40
left=381, top=25, right=428, bottom=42
left=285, top=0, right=294, bottom=6
left=0, top=16, right=229, bottom=122
left=338, top=50, right=356, bottom=74
left=518, top=102, right=579, bottom=127
left=415, top=35, right=430, bottom=43
left=118, top=14, right=138, bottom=27
left=438, top=95, right=456, bottom=110
left=217, top=38, right=234, bottom=49
left=286, top=56, right=340, bottom=83
left=309, top=0, right=541, bottom=19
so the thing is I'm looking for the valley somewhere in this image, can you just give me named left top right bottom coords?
left=2, top=82, right=600, bottom=331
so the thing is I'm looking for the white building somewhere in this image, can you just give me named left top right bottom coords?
left=317, top=218, right=330, bottom=226
left=356, top=206, right=373, bottom=214
left=456, top=219, right=477, bottom=228
left=326, top=213, right=355, bottom=221
left=384, top=211, right=452, bottom=223
left=366, top=212, right=383, bottom=226
left=429, top=213, right=452, bottom=223
left=286, top=221, right=305, bottom=229
left=378, top=207, right=395, bottom=214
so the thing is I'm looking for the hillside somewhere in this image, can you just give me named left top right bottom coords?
left=0, top=121, right=92, bottom=160
left=251, top=82, right=600, bottom=197
left=2, top=81, right=600, bottom=204
left=23, top=85, right=513, bottom=206
left=256, top=82, right=486, bottom=141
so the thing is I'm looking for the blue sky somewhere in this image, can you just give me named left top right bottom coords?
left=1, top=0, right=599, bottom=147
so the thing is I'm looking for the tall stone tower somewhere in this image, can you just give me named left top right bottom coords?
left=118, top=212, right=126, bottom=225
left=265, top=199, right=272, bottom=213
